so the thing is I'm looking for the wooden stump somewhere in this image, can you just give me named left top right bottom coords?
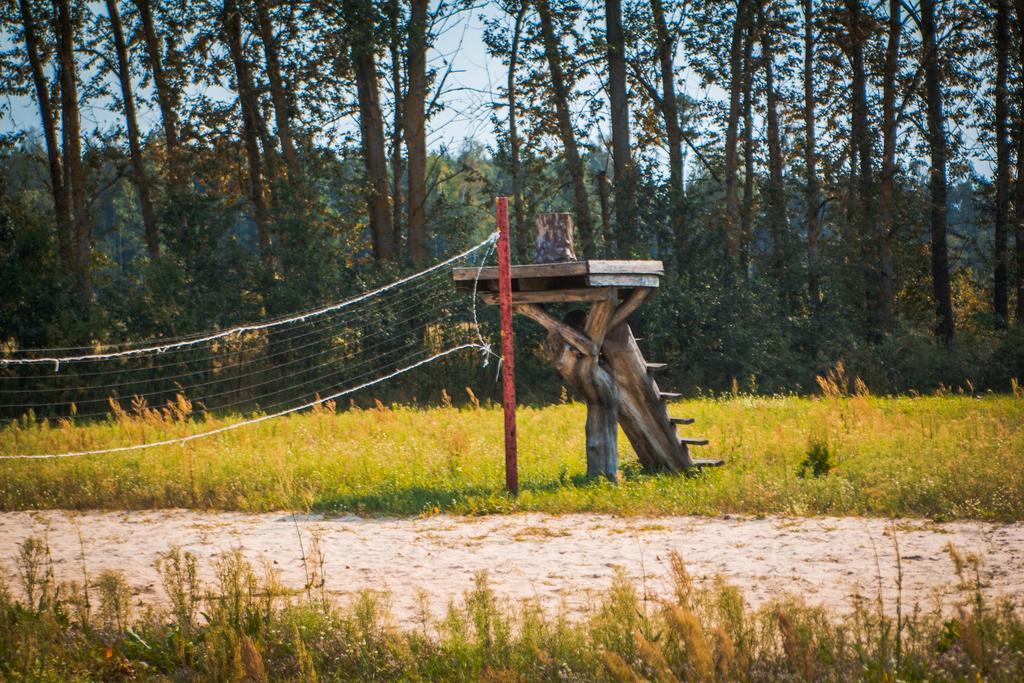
left=534, top=213, right=576, bottom=263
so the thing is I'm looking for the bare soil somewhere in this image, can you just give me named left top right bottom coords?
left=1, top=511, right=1021, bottom=627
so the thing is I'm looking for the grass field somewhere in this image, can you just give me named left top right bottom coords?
left=1, top=391, right=1021, bottom=520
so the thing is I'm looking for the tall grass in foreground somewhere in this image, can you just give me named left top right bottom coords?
left=2, top=535, right=1022, bottom=681
left=1, top=393, right=1022, bottom=520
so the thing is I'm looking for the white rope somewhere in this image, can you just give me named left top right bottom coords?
left=1, top=233, right=498, bottom=369
left=0, top=343, right=486, bottom=460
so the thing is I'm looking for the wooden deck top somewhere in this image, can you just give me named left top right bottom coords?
left=452, top=259, right=663, bottom=292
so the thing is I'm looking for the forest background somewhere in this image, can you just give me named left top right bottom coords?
left=1, top=0, right=1023, bottom=403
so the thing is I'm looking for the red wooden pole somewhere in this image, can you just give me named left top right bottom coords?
left=495, top=196, right=518, bottom=495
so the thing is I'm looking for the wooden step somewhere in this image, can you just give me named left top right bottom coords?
left=669, top=417, right=695, bottom=425
left=679, top=437, right=709, bottom=446
left=659, top=391, right=681, bottom=400
left=690, top=458, right=725, bottom=468
left=645, top=362, right=667, bottom=372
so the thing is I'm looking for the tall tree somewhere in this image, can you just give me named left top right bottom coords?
left=759, top=0, right=786, bottom=282
left=802, top=0, right=821, bottom=308
left=105, top=0, right=159, bottom=258
left=386, top=0, right=405, bottom=254
left=404, top=0, right=428, bottom=264
left=916, top=0, right=955, bottom=342
left=724, top=0, right=752, bottom=261
left=131, top=0, right=182, bottom=187
left=54, top=0, right=89, bottom=298
left=993, top=0, right=1010, bottom=321
left=254, top=0, right=302, bottom=183
left=507, top=0, right=529, bottom=262
left=844, top=0, right=878, bottom=337
left=1014, top=0, right=1024, bottom=324
left=604, top=0, right=632, bottom=255
left=876, top=0, right=901, bottom=332
left=649, top=0, right=686, bottom=265
left=17, top=0, right=72, bottom=268
left=221, top=0, right=272, bottom=267
left=739, top=16, right=756, bottom=271
left=535, top=0, right=595, bottom=257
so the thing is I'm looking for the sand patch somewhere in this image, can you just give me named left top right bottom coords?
left=0, top=511, right=1020, bottom=627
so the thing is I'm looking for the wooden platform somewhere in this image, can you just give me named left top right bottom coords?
left=453, top=259, right=663, bottom=296
left=452, top=247, right=718, bottom=474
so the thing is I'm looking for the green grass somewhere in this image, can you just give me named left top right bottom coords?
left=4, top=536, right=1023, bottom=681
left=1, top=393, right=1022, bottom=520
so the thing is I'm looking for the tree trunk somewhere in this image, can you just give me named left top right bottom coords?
left=132, top=0, right=181, bottom=187
left=508, top=0, right=528, bottom=262
left=222, top=0, right=273, bottom=267
left=18, top=0, right=71, bottom=269
left=54, top=0, right=89, bottom=299
left=347, top=0, right=394, bottom=262
left=605, top=0, right=632, bottom=256
left=919, top=0, right=955, bottom=342
left=849, top=0, right=886, bottom=338
left=596, top=170, right=612, bottom=250
left=1016, top=126, right=1024, bottom=325
left=1014, top=0, right=1024, bottom=324
left=650, top=0, right=686, bottom=266
left=388, top=0, right=404, bottom=256
left=254, top=0, right=302, bottom=183
left=759, top=0, right=786, bottom=283
left=994, top=0, right=1010, bottom=321
left=802, top=0, right=821, bottom=309
left=535, top=0, right=596, bottom=258
left=739, top=18, right=755, bottom=273
left=724, top=0, right=752, bottom=260
left=877, top=0, right=900, bottom=333
left=846, top=0, right=877, bottom=338
left=404, top=0, right=428, bottom=264
left=106, top=0, right=159, bottom=259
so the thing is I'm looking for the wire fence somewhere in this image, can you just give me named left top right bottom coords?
left=0, top=233, right=498, bottom=459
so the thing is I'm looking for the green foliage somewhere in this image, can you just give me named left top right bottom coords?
left=798, top=439, right=834, bottom=479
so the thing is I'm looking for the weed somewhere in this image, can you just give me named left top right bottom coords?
left=798, top=438, right=835, bottom=478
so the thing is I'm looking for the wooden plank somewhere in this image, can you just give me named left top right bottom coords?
left=587, top=260, right=664, bottom=275
left=587, top=274, right=661, bottom=288
left=669, top=416, right=694, bottom=425
left=690, top=458, right=725, bottom=468
left=453, top=260, right=664, bottom=282
left=679, top=437, right=709, bottom=446
left=601, top=324, right=691, bottom=472
left=514, top=304, right=599, bottom=356
left=452, top=262, right=588, bottom=281
left=659, top=391, right=682, bottom=400
left=480, top=288, right=614, bottom=305
left=645, top=362, right=667, bottom=372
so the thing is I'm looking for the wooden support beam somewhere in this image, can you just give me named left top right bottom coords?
left=514, top=303, right=599, bottom=356
left=691, top=458, right=725, bottom=468
left=659, top=391, right=682, bottom=400
left=645, top=362, right=667, bottom=372
left=669, top=416, right=695, bottom=425
left=480, top=288, right=614, bottom=305
left=608, top=287, right=651, bottom=332
left=679, top=437, right=709, bottom=446
left=583, top=288, right=618, bottom=348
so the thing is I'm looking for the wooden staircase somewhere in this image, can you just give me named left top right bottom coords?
left=602, top=325, right=724, bottom=472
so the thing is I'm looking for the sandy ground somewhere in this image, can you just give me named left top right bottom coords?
left=1, top=511, right=1021, bottom=627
